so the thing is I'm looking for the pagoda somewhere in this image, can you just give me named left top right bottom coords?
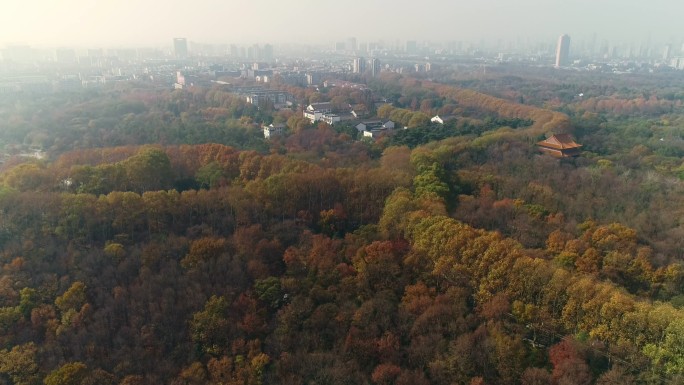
left=537, top=134, right=582, bottom=158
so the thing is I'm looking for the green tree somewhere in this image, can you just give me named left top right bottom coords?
left=195, top=162, right=225, bottom=189
left=413, top=163, right=450, bottom=200
left=18, top=287, right=39, bottom=318
left=254, top=277, right=283, bottom=309
left=644, top=317, right=684, bottom=375
left=123, top=147, right=173, bottom=193
left=0, top=343, right=40, bottom=385
left=408, top=112, right=430, bottom=128
left=55, top=282, right=87, bottom=313
left=44, top=362, right=87, bottom=385
left=191, top=296, right=231, bottom=356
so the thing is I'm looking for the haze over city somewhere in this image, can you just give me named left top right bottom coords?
left=2, top=0, right=683, bottom=48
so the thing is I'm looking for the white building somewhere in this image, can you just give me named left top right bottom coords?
left=430, top=115, right=455, bottom=124
left=304, top=109, right=324, bottom=123
left=670, top=57, right=684, bottom=70
left=263, top=123, right=286, bottom=138
left=357, top=120, right=396, bottom=138
left=555, top=34, right=571, bottom=67
left=304, top=102, right=335, bottom=123
left=307, top=102, right=332, bottom=113
left=321, top=113, right=341, bottom=125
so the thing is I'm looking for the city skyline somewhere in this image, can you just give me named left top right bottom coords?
left=1, top=0, right=683, bottom=49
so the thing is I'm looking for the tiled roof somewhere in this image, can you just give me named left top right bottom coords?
left=537, top=134, right=582, bottom=150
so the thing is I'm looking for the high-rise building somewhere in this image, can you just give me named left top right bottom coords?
left=663, top=44, right=672, bottom=61
left=262, top=44, right=274, bottom=62
left=248, top=44, right=261, bottom=61
left=353, top=57, right=366, bottom=74
left=347, top=37, right=357, bottom=52
left=555, top=34, right=571, bottom=67
left=174, top=38, right=188, bottom=58
left=370, top=58, right=381, bottom=77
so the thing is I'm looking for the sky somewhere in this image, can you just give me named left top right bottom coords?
left=1, top=0, right=682, bottom=49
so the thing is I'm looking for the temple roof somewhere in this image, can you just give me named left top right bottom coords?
left=537, top=134, right=582, bottom=150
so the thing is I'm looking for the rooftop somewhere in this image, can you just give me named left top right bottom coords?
left=537, top=134, right=582, bottom=150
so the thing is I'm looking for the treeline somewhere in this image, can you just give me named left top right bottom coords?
left=423, top=81, right=571, bottom=136
left=365, top=74, right=570, bottom=139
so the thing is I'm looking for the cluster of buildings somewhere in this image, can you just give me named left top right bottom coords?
left=303, top=102, right=341, bottom=125
left=552, top=33, right=684, bottom=72
left=10, top=32, right=684, bottom=96
left=356, top=120, right=396, bottom=139
left=352, top=57, right=382, bottom=77
left=240, top=88, right=293, bottom=109
left=174, top=38, right=273, bottom=61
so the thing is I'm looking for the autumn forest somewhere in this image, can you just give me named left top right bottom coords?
left=0, top=67, right=684, bottom=385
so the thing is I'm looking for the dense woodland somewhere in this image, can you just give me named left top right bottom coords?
left=0, top=69, right=683, bottom=385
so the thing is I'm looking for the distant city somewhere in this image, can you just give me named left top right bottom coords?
left=1, top=35, right=683, bottom=94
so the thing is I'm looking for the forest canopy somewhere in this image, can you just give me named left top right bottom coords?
left=0, top=69, right=684, bottom=384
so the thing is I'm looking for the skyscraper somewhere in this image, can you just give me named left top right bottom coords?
left=347, top=37, right=357, bottom=52
left=353, top=57, right=366, bottom=74
left=663, top=44, right=672, bottom=61
left=370, top=58, right=381, bottom=77
left=262, top=44, right=274, bottom=62
left=174, top=38, right=188, bottom=58
left=555, top=34, right=570, bottom=67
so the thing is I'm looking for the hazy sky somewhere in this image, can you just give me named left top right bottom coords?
left=1, top=0, right=682, bottom=48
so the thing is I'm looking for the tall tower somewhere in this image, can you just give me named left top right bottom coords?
left=663, top=44, right=672, bottom=61
left=555, top=34, right=570, bottom=67
left=370, top=58, right=381, bottom=77
left=262, top=44, right=274, bottom=62
left=353, top=57, right=366, bottom=74
left=174, top=38, right=188, bottom=58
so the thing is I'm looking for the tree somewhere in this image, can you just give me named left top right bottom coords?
left=520, top=368, right=552, bottom=385
left=177, top=362, right=208, bottom=385
left=254, top=277, right=283, bottom=309
left=408, top=112, right=430, bottom=128
left=644, top=317, right=684, bottom=375
left=0, top=343, right=40, bottom=385
left=18, top=287, right=39, bottom=318
left=44, top=362, right=88, bottom=385
left=181, top=237, right=228, bottom=269
left=190, top=296, right=231, bottom=356
left=2, top=162, right=53, bottom=191
left=371, top=364, right=401, bottom=385
left=377, top=104, right=395, bottom=119
left=123, top=147, right=174, bottom=193
left=195, top=162, right=225, bottom=189
left=549, top=339, right=592, bottom=385
left=413, top=163, right=450, bottom=200
left=55, top=282, right=87, bottom=313
left=595, top=366, right=635, bottom=385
